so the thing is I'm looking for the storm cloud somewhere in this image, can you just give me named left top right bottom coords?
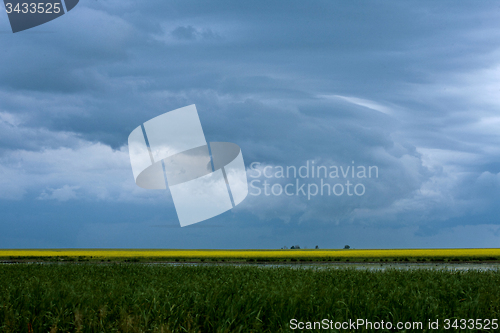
left=1, top=0, right=500, bottom=248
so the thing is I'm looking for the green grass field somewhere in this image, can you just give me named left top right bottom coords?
left=0, top=264, right=499, bottom=332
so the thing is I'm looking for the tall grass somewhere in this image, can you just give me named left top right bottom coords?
left=0, top=264, right=499, bottom=332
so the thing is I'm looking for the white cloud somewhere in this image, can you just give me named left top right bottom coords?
left=38, top=185, right=80, bottom=202
left=0, top=116, right=168, bottom=204
left=320, top=95, right=394, bottom=115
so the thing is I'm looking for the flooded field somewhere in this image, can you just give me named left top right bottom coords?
left=256, top=262, right=500, bottom=271
left=0, top=263, right=499, bottom=332
left=5, top=261, right=496, bottom=272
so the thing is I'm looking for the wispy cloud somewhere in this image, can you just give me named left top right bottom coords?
left=321, top=95, right=394, bottom=115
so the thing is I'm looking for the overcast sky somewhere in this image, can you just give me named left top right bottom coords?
left=1, top=0, right=500, bottom=249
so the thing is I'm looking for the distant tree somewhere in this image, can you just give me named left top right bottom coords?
left=315, top=245, right=319, bottom=249
left=290, top=246, right=295, bottom=249
left=295, top=245, right=300, bottom=249
left=283, top=246, right=288, bottom=249
left=344, top=245, right=350, bottom=249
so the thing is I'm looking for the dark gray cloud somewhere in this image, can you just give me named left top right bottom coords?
left=0, top=0, right=500, bottom=248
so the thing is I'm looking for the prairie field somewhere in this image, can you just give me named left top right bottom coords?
left=0, top=264, right=500, bottom=332
left=1, top=248, right=500, bottom=263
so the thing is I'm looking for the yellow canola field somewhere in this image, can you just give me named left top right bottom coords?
left=0, top=248, right=499, bottom=259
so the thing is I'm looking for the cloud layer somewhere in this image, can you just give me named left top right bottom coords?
left=1, top=0, right=500, bottom=248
